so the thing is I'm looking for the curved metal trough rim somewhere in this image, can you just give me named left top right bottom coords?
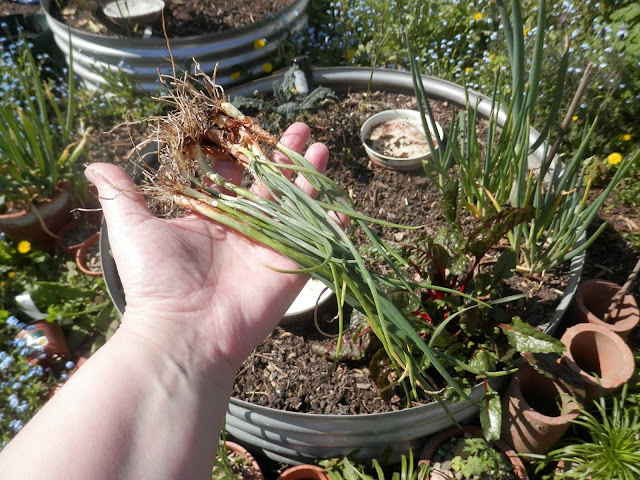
left=42, top=0, right=309, bottom=90
left=41, top=0, right=309, bottom=46
left=100, top=65, right=585, bottom=341
left=227, top=375, right=493, bottom=423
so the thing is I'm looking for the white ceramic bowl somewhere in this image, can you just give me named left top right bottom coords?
left=360, top=109, right=444, bottom=171
left=103, top=0, right=165, bottom=27
left=282, top=278, right=334, bottom=323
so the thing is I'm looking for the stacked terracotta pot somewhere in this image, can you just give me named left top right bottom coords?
left=501, top=278, right=638, bottom=456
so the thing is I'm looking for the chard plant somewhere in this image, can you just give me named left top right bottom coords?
left=351, top=178, right=565, bottom=436
left=411, top=0, right=638, bottom=274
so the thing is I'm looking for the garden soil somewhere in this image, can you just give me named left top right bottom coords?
left=38, top=0, right=289, bottom=38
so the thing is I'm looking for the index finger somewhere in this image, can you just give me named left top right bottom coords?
left=250, top=122, right=327, bottom=199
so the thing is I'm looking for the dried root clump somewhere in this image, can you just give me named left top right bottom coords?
left=132, top=64, right=279, bottom=202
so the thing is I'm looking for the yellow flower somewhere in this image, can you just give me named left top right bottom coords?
left=17, top=240, right=31, bottom=254
left=622, top=134, right=631, bottom=141
left=523, top=27, right=530, bottom=36
left=8, top=272, right=16, bottom=279
left=489, top=54, right=494, bottom=62
left=465, top=67, right=472, bottom=74
left=607, top=152, right=623, bottom=166
left=346, top=48, right=355, bottom=62
left=231, top=71, right=241, bottom=81
left=572, top=115, right=578, bottom=122
left=262, top=63, right=273, bottom=74
left=474, top=12, right=483, bottom=21
left=254, top=38, right=266, bottom=50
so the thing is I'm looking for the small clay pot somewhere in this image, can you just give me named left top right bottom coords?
left=276, top=464, right=330, bottom=480
left=418, top=425, right=529, bottom=480
left=223, top=441, right=264, bottom=480
left=0, top=187, right=72, bottom=250
left=76, top=231, right=102, bottom=276
left=17, top=319, right=70, bottom=363
left=571, top=278, right=639, bottom=339
left=560, top=322, right=635, bottom=401
left=501, top=364, right=580, bottom=455
left=55, top=212, right=102, bottom=254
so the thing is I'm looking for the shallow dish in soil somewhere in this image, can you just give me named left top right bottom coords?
left=360, top=109, right=444, bottom=171
left=102, top=0, right=165, bottom=28
left=282, top=278, right=334, bottom=324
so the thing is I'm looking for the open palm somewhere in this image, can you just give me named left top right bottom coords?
left=86, top=123, right=328, bottom=368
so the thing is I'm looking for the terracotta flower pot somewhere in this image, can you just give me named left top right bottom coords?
left=17, top=319, right=70, bottom=363
left=55, top=211, right=103, bottom=254
left=222, top=441, right=264, bottom=480
left=501, top=364, right=580, bottom=455
left=0, top=187, right=72, bottom=250
left=277, top=465, right=330, bottom=480
left=570, top=278, right=639, bottom=339
left=76, top=231, right=103, bottom=276
left=560, top=322, right=635, bottom=401
left=418, top=425, right=529, bottom=480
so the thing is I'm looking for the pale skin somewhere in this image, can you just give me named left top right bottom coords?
left=0, top=123, right=333, bottom=479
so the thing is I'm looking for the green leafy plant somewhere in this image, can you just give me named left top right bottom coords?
left=611, top=1, right=640, bottom=57
left=78, top=66, right=167, bottom=124
left=411, top=0, right=638, bottom=274
left=531, top=383, right=640, bottom=480
left=0, top=235, right=119, bottom=354
left=211, top=443, right=249, bottom=480
left=211, top=426, right=259, bottom=480
left=322, top=450, right=426, bottom=480
left=346, top=179, right=565, bottom=437
left=450, top=437, right=514, bottom=480
left=0, top=39, right=91, bottom=209
left=132, top=58, right=576, bottom=441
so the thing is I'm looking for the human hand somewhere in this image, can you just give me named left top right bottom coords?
left=85, top=122, right=328, bottom=374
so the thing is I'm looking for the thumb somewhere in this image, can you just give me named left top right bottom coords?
left=85, top=163, right=155, bottom=240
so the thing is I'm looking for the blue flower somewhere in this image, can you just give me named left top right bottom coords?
left=0, top=355, right=15, bottom=371
left=8, top=419, right=23, bottom=432
left=6, top=316, right=19, bottom=327
left=8, top=393, right=19, bottom=409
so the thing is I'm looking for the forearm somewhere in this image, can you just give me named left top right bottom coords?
left=0, top=320, right=234, bottom=480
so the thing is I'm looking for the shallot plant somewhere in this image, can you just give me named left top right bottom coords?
left=411, top=0, right=637, bottom=274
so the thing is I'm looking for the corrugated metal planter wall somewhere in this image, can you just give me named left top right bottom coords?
left=41, top=0, right=309, bottom=92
